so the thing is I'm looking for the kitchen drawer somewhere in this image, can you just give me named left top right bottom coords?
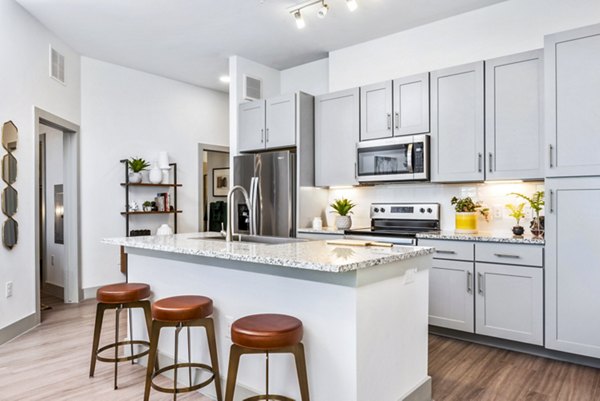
left=476, top=243, right=543, bottom=267
left=418, top=239, right=474, bottom=261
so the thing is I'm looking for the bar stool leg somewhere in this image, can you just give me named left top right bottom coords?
left=89, top=303, right=108, bottom=378
left=187, top=326, right=192, bottom=387
left=224, top=344, right=243, bottom=401
left=144, top=321, right=162, bottom=401
left=174, top=324, right=182, bottom=401
left=114, top=305, right=122, bottom=390
left=265, top=351, right=270, bottom=400
left=292, top=343, right=310, bottom=401
left=204, top=318, right=224, bottom=401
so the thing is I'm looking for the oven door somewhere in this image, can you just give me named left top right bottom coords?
left=356, top=135, right=429, bottom=182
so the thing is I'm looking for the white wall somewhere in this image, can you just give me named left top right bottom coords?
left=0, top=0, right=80, bottom=331
left=42, top=126, right=65, bottom=289
left=280, top=58, right=329, bottom=96
left=329, top=0, right=600, bottom=91
left=80, top=57, right=229, bottom=290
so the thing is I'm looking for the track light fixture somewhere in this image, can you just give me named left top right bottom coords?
left=288, top=0, right=358, bottom=29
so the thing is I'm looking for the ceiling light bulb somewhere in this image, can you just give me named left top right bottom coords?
left=294, top=10, right=305, bottom=29
left=346, top=0, right=358, bottom=12
left=219, top=75, right=230, bottom=83
left=317, top=2, right=329, bottom=18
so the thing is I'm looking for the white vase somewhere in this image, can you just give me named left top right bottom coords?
left=335, top=215, right=352, bottom=230
left=129, top=172, right=142, bottom=183
left=149, top=163, right=163, bottom=184
left=156, top=224, right=173, bottom=235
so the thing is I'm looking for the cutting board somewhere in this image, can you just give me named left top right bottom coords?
left=326, top=239, right=394, bottom=247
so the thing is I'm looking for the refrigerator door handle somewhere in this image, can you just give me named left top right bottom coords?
left=249, top=177, right=259, bottom=236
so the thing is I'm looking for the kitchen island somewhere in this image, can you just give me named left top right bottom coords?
left=103, top=233, right=434, bottom=401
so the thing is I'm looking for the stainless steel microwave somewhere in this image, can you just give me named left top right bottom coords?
left=356, top=134, right=430, bottom=183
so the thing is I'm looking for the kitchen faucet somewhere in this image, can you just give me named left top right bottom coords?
left=225, top=181, right=257, bottom=241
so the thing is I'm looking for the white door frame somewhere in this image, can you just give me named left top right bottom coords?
left=34, top=107, right=81, bottom=314
left=197, top=143, right=229, bottom=232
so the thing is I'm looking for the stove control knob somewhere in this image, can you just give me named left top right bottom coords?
left=374, top=207, right=380, bottom=213
left=427, top=208, right=433, bottom=214
left=420, top=208, right=426, bottom=213
left=380, top=208, right=386, bottom=213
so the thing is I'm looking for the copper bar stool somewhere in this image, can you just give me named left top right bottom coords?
left=144, top=295, right=223, bottom=401
left=89, top=282, right=152, bottom=390
left=225, top=314, right=310, bottom=401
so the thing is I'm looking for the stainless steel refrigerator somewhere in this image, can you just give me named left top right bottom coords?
left=233, top=151, right=296, bottom=237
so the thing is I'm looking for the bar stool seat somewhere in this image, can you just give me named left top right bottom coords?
left=144, top=295, right=223, bottom=401
left=97, top=283, right=151, bottom=304
left=225, top=314, right=310, bottom=401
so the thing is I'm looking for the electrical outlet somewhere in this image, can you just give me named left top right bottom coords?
left=5, top=281, right=13, bottom=298
left=404, top=268, right=417, bottom=285
left=225, top=316, right=234, bottom=339
left=493, top=205, right=503, bottom=219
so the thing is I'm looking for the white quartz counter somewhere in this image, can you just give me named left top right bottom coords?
left=297, top=227, right=345, bottom=235
left=103, top=232, right=434, bottom=273
left=417, top=230, right=545, bottom=245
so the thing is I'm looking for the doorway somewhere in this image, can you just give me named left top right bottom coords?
left=197, top=144, right=229, bottom=232
left=34, top=108, right=81, bottom=321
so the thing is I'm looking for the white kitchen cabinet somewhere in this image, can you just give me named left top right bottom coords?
left=545, top=24, right=600, bottom=177
left=485, top=50, right=544, bottom=181
left=360, top=81, right=393, bottom=141
left=265, top=93, right=296, bottom=149
left=545, top=177, right=600, bottom=358
left=429, top=259, right=475, bottom=333
left=315, top=88, right=360, bottom=187
left=431, top=62, right=485, bottom=182
left=393, top=73, right=430, bottom=136
left=475, top=262, right=544, bottom=345
left=238, top=100, right=265, bottom=152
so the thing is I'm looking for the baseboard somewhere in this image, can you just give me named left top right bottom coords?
left=83, top=286, right=101, bottom=300
left=401, top=376, right=432, bottom=401
left=42, top=282, right=64, bottom=300
left=0, top=313, right=39, bottom=347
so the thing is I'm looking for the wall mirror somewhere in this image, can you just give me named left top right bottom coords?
left=2, top=186, right=17, bottom=217
left=2, top=153, right=17, bottom=185
left=3, top=218, right=17, bottom=249
left=2, top=121, right=18, bottom=151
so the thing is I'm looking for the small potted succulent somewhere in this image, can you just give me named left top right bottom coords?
left=142, top=201, right=153, bottom=212
left=505, top=203, right=526, bottom=236
left=127, top=157, right=150, bottom=184
left=330, top=198, right=357, bottom=230
left=509, top=191, right=545, bottom=237
left=451, top=196, right=490, bottom=234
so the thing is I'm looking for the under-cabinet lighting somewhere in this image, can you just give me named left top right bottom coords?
left=484, top=180, right=524, bottom=185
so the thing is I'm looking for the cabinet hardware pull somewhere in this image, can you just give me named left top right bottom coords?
left=488, top=153, right=493, bottom=173
left=354, top=162, right=358, bottom=180
left=477, top=272, right=484, bottom=295
left=395, top=112, right=399, bottom=129
left=550, top=189, right=554, bottom=213
left=435, top=250, right=456, bottom=254
left=261, top=128, right=264, bottom=143
left=493, top=253, right=520, bottom=259
left=549, top=144, right=554, bottom=168
left=478, top=153, right=483, bottom=173
left=467, top=271, right=473, bottom=294
left=387, top=113, right=392, bottom=130
left=266, top=128, right=269, bottom=143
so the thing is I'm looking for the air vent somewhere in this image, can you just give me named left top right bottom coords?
left=243, top=75, right=262, bottom=101
left=49, top=45, right=65, bottom=84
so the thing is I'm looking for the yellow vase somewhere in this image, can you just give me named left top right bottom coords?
left=455, top=212, right=478, bottom=234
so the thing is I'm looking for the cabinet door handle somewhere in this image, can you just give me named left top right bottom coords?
left=550, top=189, right=554, bottom=213
left=488, top=152, right=493, bottom=173
left=394, top=112, right=400, bottom=129
left=354, top=162, right=358, bottom=180
left=266, top=128, right=269, bottom=143
left=478, top=153, right=483, bottom=173
left=261, top=128, right=264, bottom=143
left=387, top=113, right=392, bottom=130
left=549, top=144, right=554, bottom=168
left=435, top=250, right=456, bottom=255
left=493, top=253, right=521, bottom=259
left=477, top=272, right=484, bottom=295
left=466, top=271, right=473, bottom=294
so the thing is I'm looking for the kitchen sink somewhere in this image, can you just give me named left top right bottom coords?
left=189, top=234, right=307, bottom=245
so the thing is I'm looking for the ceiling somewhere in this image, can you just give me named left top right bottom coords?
left=17, top=0, right=507, bottom=92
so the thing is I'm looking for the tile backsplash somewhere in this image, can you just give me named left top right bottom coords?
left=304, top=181, right=545, bottom=234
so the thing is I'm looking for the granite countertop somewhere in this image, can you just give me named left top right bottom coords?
left=297, top=227, right=345, bottom=235
left=416, top=231, right=545, bottom=245
left=103, top=232, right=434, bottom=273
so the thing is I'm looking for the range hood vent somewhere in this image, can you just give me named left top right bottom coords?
left=243, top=74, right=262, bottom=101
left=50, top=45, right=65, bottom=84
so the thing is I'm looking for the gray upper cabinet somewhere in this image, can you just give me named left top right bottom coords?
left=315, top=88, right=360, bottom=187
left=265, top=93, right=296, bottom=149
left=545, top=24, right=600, bottom=177
left=485, top=50, right=544, bottom=181
left=431, top=62, right=485, bottom=182
left=545, top=177, right=600, bottom=358
left=393, top=72, right=430, bottom=136
left=360, top=81, right=392, bottom=141
left=238, top=100, right=265, bottom=152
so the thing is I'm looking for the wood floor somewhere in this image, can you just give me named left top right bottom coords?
left=1, top=298, right=600, bottom=400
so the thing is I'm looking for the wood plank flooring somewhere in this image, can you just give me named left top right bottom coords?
left=1, top=298, right=600, bottom=400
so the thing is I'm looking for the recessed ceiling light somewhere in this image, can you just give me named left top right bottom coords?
left=317, top=2, right=329, bottom=18
left=346, top=0, right=358, bottom=12
left=219, top=75, right=230, bottom=83
left=294, top=10, right=306, bottom=29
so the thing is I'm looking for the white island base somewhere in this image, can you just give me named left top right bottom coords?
left=121, top=242, right=432, bottom=401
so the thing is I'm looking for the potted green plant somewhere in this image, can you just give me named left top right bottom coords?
left=330, top=198, right=357, bottom=230
left=142, top=201, right=153, bottom=212
left=505, top=203, right=526, bottom=236
left=451, top=196, right=490, bottom=234
left=509, top=191, right=545, bottom=237
left=127, top=157, right=150, bottom=183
